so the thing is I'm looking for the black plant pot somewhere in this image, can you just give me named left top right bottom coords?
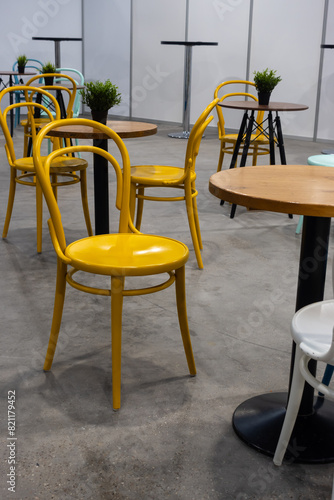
left=44, top=77, right=54, bottom=86
left=91, top=110, right=108, bottom=125
left=258, top=91, right=271, bottom=105
left=17, top=65, right=25, bottom=74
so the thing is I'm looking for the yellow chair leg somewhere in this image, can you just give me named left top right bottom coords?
left=129, top=183, right=137, bottom=226
left=111, top=276, right=124, bottom=410
left=80, top=170, right=93, bottom=236
left=43, top=258, right=67, bottom=371
left=135, top=187, right=145, bottom=231
left=217, top=143, right=225, bottom=172
left=185, top=182, right=203, bottom=269
left=191, top=182, right=203, bottom=250
left=36, top=180, right=43, bottom=253
left=2, top=169, right=17, bottom=238
left=252, top=144, right=259, bottom=166
left=175, top=266, right=196, bottom=376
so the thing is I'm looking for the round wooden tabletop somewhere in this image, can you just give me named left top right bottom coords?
left=0, top=71, right=36, bottom=76
left=46, top=120, right=158, bottom=139
left=209, top=165, right=334, bottom=217
left=219, top=101, right=309, bottom=112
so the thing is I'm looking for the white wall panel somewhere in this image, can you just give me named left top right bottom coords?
left=1, top=0, right=82, bottom=72
left=83, top=0, right=130, bottom=117
left=317, top=1, right=334, bottom=141
left=132, top=0, right=186, bottom=122
left=188, top=0, right=251, bottom=129
left=251, top=0, right=324, bottom=140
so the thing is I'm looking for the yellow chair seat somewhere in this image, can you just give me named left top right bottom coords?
left=14, top=156, right=88, bottom=172
left=66, top=233, right=189, bottom=276
left=20, top=117, right=50, bottom=127
left=131, top=165, right=195, bottom=185
left=222, top=132, right=269, bottom=145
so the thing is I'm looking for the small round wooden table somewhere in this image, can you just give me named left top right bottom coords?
left=219, top=101, right=309, bottom=217
left=0, top=70, right=36, bottom=136
left=47, top=120, right=158, bottom=234
left=209, top=164, right=334, bottom=463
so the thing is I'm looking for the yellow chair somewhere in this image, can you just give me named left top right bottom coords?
left=33, top=118, right=196, bottom=411
left=21, top=73, right=77, bottom=156
left=130, top=98, right=219, bottom=270
left=0, top=86, right=92, bottom=253
left=214, top=80, right=270, bottom=172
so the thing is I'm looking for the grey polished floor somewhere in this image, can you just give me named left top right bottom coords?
left=0, top=119, right=334, bottom=500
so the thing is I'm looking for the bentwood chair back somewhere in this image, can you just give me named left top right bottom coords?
left=273, top=299, right=334, bottom=466
left=55, top=68, right=84, bottom=118
left=214, top=80, right=270, bottom=171
left=33, top=118, right=196, bottom=410
left=0, top=86, right=92, bottom=252
left=21, top=73, right=77, bottom=156
left=130, top=98, right=219, bottom=269
left=12, top=59, right=44, bottom=128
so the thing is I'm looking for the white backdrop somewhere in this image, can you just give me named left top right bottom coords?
left=0, top=0, right=333, bottom=141
left=1, top=0, right=82, bottom=71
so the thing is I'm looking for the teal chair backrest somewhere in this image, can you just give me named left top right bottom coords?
left=56, top=67, right=84, bottom=118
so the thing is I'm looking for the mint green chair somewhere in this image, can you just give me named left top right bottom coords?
left=296, top=154, right=334, bottom=234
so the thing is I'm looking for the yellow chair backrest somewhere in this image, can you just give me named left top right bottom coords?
left=214, top=80, right=264, bottom=137
left=26, top=73, right=77, bottom=118
left=33, top=118, right=133, bottom=254
left=0, top=85, right=61, bottom=164
left=184, top=98, right=219, bottom=173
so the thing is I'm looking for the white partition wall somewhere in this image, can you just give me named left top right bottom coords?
left=131, top=0, right=187, bottom=122
left=1, top=1, right=332, bottom=141
left=188, top=0, right=251, bottom=129
left=317, top=0, right=334, bottom=141
left=250, top=0, right=325, bottom=140
left=82, top=0, right=131, bottom=117
left=1, top=0, right=82, bottom=72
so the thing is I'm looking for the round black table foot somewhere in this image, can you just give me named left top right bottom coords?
left=232, top=392, right=334, bottom=464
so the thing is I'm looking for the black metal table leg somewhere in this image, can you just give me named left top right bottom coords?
left=230, top=111, right=254, bottom=218
left=9, top=75, right=14, bottom=137
left=268, top=111, right=275, bottom=165
left=93, top=138, right=109, bottom=235
left=275, top=112, right=287, bottom=165
left=220, top=110, right=249, bottom=207
left=232, top=216, right=334, bottom=463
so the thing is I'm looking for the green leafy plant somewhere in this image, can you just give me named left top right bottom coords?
left=253, top=68, right=282, bottom=93
left=80, top=79, right=121, bottom=111
left=17, top=54, right=28, bottom=67
left=42, top=61, right=56, bottom=73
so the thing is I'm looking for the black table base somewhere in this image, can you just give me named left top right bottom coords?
left=93, top=138, right=109, bottom=235
left=232, top=216, right=334, bottom=463
left=233, top=392, right=334, bottom=463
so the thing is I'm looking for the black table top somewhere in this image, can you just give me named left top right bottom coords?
left=32, top=37, right=82, bottom=41
left=161, top=41, right=218, bottom=46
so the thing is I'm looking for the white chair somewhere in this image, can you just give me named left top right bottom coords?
left=296, top=154, right=334, bottom=234
left=273, top=299, right=334, bottom=466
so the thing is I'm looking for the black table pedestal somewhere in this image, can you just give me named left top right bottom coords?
left=233, top=216, right=334, bottom=463
left=93, top=138, right=109, bottom=235
left=233, top=392, right=334, bottom=463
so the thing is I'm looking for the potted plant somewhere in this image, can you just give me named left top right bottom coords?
left=253, top=68, right=282, bottom=105
left=80, top=79, right=122, bottom=124
left=17, top=55, right=28, bottom=73
left=42, top=62, right=57, bottom=85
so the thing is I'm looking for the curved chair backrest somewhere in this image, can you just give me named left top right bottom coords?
left=214, top=80, right=264, bottom=137
left=33, top=118, right=132, bottom=252
left=26, top=73, right=77, bottom=118
left=184, top=98, right=219, bottom=173
left=0, top=86, right=61, bottom=164
left=12, top=59, right=44, bottom=84
left=56, top=68, right=84, bottom=117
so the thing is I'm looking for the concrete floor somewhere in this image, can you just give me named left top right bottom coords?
left=1, top=117, right=334, bottom=500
